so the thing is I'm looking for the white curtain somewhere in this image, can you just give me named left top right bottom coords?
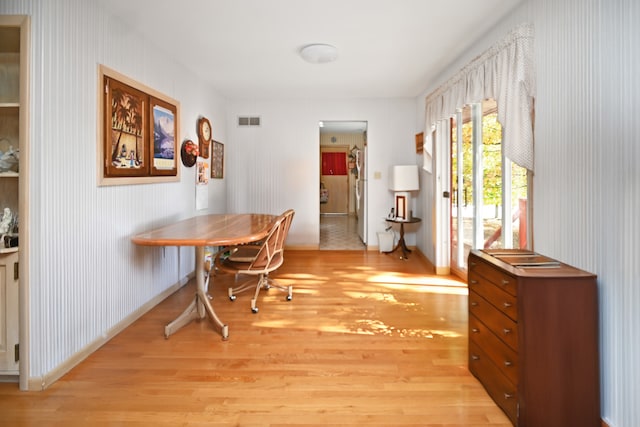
left=424, top=23, right=536, bottom=171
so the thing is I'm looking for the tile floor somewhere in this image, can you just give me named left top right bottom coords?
left=319, top=214, right=366, bottom=250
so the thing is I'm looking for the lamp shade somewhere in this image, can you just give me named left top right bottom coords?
left=389, top=165, right=419, bottom=191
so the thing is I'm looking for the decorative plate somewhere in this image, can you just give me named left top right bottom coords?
left=180, top=139, right=198, bottom=167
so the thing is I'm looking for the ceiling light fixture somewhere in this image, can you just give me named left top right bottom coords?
left=299, top=44, right=338, bottom=64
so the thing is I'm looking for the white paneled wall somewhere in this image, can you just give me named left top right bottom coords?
left=533, top=1, right=640, bottom=426
left=0, top=0, right=227, bottom=385
left=225, top=98, right=417, bottom=248
left=418, top=1, right=640, bottom=425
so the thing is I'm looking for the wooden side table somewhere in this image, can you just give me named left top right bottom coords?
left=384, top=217, right=421, bottom=259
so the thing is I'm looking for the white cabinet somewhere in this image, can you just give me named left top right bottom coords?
left=0, top=249, right=19, bottom=374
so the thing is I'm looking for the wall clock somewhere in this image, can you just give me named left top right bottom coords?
left=197, top=116, right=212, bottom=159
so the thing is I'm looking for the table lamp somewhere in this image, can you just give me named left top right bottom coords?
left=389, top=165, right=419, bottom=221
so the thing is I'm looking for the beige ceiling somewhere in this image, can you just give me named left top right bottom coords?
left=101, top=0, right=523, bottom=100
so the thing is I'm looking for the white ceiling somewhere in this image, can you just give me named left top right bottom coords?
left=101, top=0, right=523, bottom=100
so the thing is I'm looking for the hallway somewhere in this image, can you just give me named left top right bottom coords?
left=319, top=214, right=366, bottom=250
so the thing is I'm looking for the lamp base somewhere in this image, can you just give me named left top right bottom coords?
left=394, top=191, right=410, bottom=221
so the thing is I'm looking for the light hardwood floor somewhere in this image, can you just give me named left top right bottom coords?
left=0, top=250, right=511, bottom=426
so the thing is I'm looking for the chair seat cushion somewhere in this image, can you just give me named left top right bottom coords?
left=228, top=245, right=260, bottom=262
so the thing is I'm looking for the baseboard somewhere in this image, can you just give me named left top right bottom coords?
left=602, top=419, right=610, bottom=427
left=27, top=273, right=193, bottom=391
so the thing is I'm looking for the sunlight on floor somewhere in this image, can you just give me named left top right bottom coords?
left=253, top=269, right=467, bottom=339
left=279, top=271, right=468, bottom=296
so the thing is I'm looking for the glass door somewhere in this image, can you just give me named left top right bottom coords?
left=450, top=100, right=530, bottom=273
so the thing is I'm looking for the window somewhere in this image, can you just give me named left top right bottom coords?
left=450, top=100, right=530, bottom=272
left=423, top=24, right=535, bottom=274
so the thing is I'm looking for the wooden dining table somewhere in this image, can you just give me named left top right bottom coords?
left=131, top=213, right=277, bottom=340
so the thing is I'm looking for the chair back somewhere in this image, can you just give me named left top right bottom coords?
left=245, top=209, right=294, bottom=273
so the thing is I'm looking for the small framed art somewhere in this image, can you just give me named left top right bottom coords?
left=211, top=140, right=224, bottom=179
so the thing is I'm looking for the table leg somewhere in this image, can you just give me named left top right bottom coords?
left=164, top=297, right=199, bottom=338
left=164, top=246, right=229, bottom=340
left=385, top=222, right=412, bottom=259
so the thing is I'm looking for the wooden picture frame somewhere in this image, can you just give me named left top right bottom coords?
left=211, top=140, right=224, bottom=179
left=150, top=96, right=177, bottom=176
left=395, top=194, right=407, bottom=220
left=98, top=65, right=180, bottom=186
left=415, top=132, right=424, bottom=154
left=104, top=78, right=148, bottom=177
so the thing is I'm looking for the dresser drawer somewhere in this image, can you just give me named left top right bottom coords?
left=469, top=290, right=518, bottom=351
left=469, top=271, right=518, bottom=321
left=469, top=314, right=518, bottom=385
left=469, top=340, right=518, bottom=424
left=469, top=256, right=517, bottom=297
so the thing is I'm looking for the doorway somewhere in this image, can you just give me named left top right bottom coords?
left=319, top=121, right=367, bottom=250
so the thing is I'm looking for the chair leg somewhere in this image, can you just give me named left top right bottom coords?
left=250, top=274, right=267, bottom=313
left=229, top=273, right=293, bottom=313
left=264, top=276, right=293, bottom=301
left=228, top=276, right=259, bottom=301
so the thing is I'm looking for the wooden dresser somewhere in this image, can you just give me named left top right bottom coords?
left=467, top=249, right=600, bottom=427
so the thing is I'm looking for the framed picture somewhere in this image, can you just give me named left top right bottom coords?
left=150, top=96, right=177, bottom=176
left=98, top=65, right=180, bottom=185
left=415, top=132, right=424, bottom=154
left=211, top=140, right=224, bottom=179
left=395, top=194, right=407, bottom=220
left=104, top=78, right=148, bottom=177
left=197, top=159, right=209, bottom=185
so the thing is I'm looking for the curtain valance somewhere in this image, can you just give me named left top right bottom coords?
left=425, top=23, right=536, bottom=171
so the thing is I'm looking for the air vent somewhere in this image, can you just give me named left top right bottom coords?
left=238, top=116, right=261, bottom=127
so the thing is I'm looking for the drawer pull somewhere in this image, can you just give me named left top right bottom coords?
left=470, top=279, right=478, bottom=285
left=471, top=354, right=480, bottom=361
left=504, top=360, right=513, bottom=367
left=504, top=393, right=514, bottom=399
left=470, top=261, right=477, bottom=267
left=501, top=279, right=510, bottom=286
left=503, top=328, right=512, bottom=335
left=470, top=301, right=478, bottom=307
left=471, top=328, right=479, bottom=334
left=503, top=302, right=512, bottom=308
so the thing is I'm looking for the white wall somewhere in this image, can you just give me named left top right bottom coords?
left=416, top=1, right=639, bottom=425
left=225, top=98, right=417, bottom=248
left=532, top=1, right=639, bottom=426
left=0, top=0, right=227, bottom=386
